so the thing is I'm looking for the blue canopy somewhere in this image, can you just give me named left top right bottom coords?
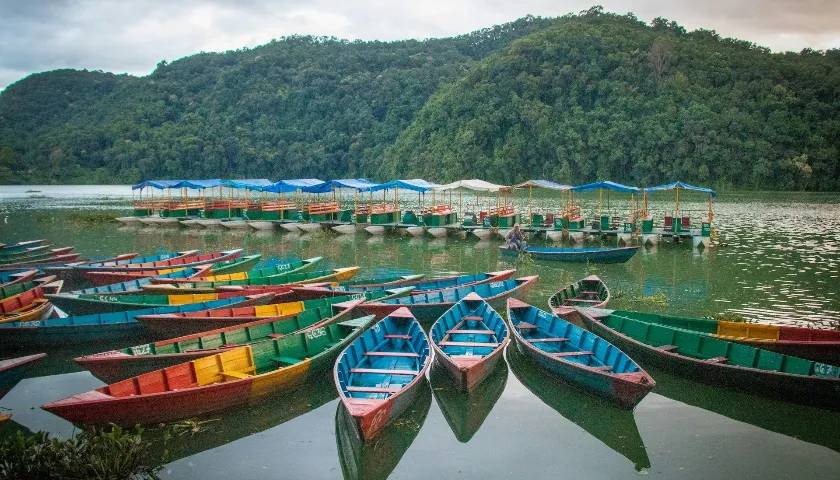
left=514, top=180, right=572, bottom=191
left=644, top=181, right=717, bottom=198
left=222, top=179, right=272, bottom=191
left=366, top=179, right=440, bottom=193
left=572, top=180, right=640, bottom=194
left=131, top=180, right=183, bottom=190
left=261, top=179, right=326, bottom=194
left=172, top=179, right=223, bottom=189
left=301, top=178, right=380, bottom=193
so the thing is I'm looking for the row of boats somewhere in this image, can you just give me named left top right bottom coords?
left=115, top=178, right=717, bottom=247
left=0, top=238, right=838, bottom=446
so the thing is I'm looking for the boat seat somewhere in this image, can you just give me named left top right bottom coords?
left=579, top=290, right=599, bottom=295
left=527, top=337, right=568, bottom=343
left=350, top=368, right=418, bottom=376
left=705, top=356, right=728, bottom=364
left=554, top=351, right=593, bottom=357
left=268, top=333, right=284, bottom=339
left=517, top=322, right=537, bottom=330
left=346, top=385, right=402, bottom=394
left=384, top=334, right=411, bottom=340
left=365, top=351, right=419, bottom=357
left=570, top=299, right=601, bottom=303
left=271, top=356, right=301, bottom=365
left=439, top=341, right=499, bottom=348
left=657, top=344, right=679, bottom=352
left=447, top=329, right=495, bottom=335
left=462, top=316, right=484, bottom=322
left=590, top=365, right=613, bottom=372
left=220, top=371, right=251, bottom=380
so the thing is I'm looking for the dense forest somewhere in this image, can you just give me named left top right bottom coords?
left=0, top=8, right=838, bottom=190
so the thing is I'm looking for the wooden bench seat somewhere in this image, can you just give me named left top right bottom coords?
left=438, top=341, right=499, bottom=348
left=517, top=322, right=538, bottom=330
left=384, top=334, right=411, bottom=340
left=220, top=371, right=252, bottom=380
left=346, top=385, right=402, bottom=394
left=365, top=351, right=419, bottom=357
left=527, top=337, right=569, bottom=343
left=590, top=365, right=613, bottom=372
left=447, top=329, right=495, bottom=335
left=462, top=316, right=484, bottom=322
left=554, top=351, right=593, bottom=357
left=350, top=368, right=418, bottom=376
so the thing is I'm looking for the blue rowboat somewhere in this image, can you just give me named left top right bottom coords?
left=334, top=307, right=431, bottom=441
left=0, top=296, right=267, bottom=349
left=500, top=246, right=638, bottom=264
left=67, top=267, right=214, bottom=296
left=429, top=292, right=510, bottom=391
left=506, top=298, right=654, bottom=408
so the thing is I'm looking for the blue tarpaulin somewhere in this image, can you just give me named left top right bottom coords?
left=131, top=180, right=183, bottom=190
left=222, top=179, right=273, bottom=191
left=644, top=181, right=717, bottom=197
left=301, top=178, right=380, bottom=193
left=572, top=180, right=640, bottom=193
left=261, top=179, right=326, bottom=193
left=172, top=179, right=223, bottom=189
left=366, top=179, right=440, bottom=193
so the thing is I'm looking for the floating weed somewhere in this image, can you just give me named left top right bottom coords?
left=515, top=251, right=537, bottom=273
left=712, top=312, right=748, bottom=323
left=584, top=260, right=600, bottom=276
left=169, top=418, right=220, bottom=437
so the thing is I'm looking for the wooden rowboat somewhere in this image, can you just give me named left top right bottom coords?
left=577, top=308, right=840, bottom=410
left=82, top=254, right=262, bottom=286
left=76, top=299, right=367, bottom=382
left=149, top=256, right=323, bottom=285
left=605, top=309, right=840, bottom=365
left=0, top=269, right=39, bottom=289
left=334, top=307, right=432, bottom=441
left=0, top=239, right=47, bottom=253
left=0, top=252, right=81, bottom=269
left=1, top=277, right=58, bottom=301
left=1, top=280, right=63, bottom=323
left=47, top=289, right=276, bottom=316
left=0, top=246, right=73, bottom=263
left=76, top=249, right=242, bottom=272
left=548, top=275, right=610, bottom=315
left=340, top=273, right=424, bottom=289
left=0, top=353, right=47, bottom=392
left=42, top=315, right=377, bottom=425
left=65, top=250, right=191, bottom=269
left=144, top=266, right=360, bottom=294
left=507, top=299, right=654, bottom=408
left=0, top=297, right=267, bottom=350
left=65, top=266, right=215, bottom=296
left=500, top=246, right=639, bottom=264
left=134, top=289, right=408, bottom=338
left=361, top=276, right=538, bottom=324
left=429, top=292, right=510, bottom=391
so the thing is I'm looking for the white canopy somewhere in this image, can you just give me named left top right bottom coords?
left=434, top=179, right=510, bottom=193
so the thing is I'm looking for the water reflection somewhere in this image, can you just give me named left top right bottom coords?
left=506, top=346, right=651, bottom=471
left=335, top=378, right=432, bottom=480
left=429, top=362, right=507, bottom=443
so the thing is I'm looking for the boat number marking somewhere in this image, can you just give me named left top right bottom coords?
left=305, top=328, right=327, bottom=340
left=373, top=324, right=381, bottom=333
left=351, top=293, right=365, bottom=300
left=489, top=282, right=504, bottom=288
left=98, top=295, right=120, bottom=302
left=131, top=344, right=151, bottom=355
left=537, top=310, right=549, bottom=319
left=814, top=363, right=840, bottom=377
left=19, top=320, right=40, bottom=326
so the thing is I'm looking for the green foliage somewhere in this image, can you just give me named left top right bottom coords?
left=0, top=425, right=163, bottom=480
left=0, top=11, right=837, bottom=190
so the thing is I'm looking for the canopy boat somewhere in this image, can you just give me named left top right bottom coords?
left=569, top=180, right=642, bottom=244
left=511, top=180, right=572, bottom=240
left=429, top=293, right=510, bottom=391
left=548, top=275, right=610, bottom=315
left=363, top=179, right=449, bottom=237
left=232, top=178, right=296, bottom=230
left=506, top=346, right=651, bottom=470
left=577, top=308, right=840, bottom=410
left=292, top=270, right=515, bottom=300
left=151, top=256, right=322, bottom=285
left=0, top=269, right=38, bottom=289
left=145, top=266, right=360, bottom=294
left=607, top=310, right=840, bottom=364
left=334, top=307, right=432, bottom=441
left=434, top=179, right=512, bottom=240
left=361, top=276, right=538, bottom=323
left=0, top=297, right=264, bottom=350
left=134, top=289, right=407, bottom=337
left=260, top=179, right=327, bottom=231
left=507, top=299, right=654, bottom=408
left=643, top=181, right=717, bottom=248
left=429, top=359, right=507, bottom=443
left=123, top=179, right=199, bottom=225
left=76, top=299, right=367, bottom=382
left=48, top=288, right=276, bottom=316
left=500, top=245, right=638, bottom=264
left=43, top=314, right=377, bottom=425
left=336, top=380, right=431, bottom=480
left=0, top=353, right=47, bottom=392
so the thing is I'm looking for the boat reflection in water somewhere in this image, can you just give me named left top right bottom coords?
left=506, top=346, right=651, bottom=471
left=335, top=378, right=432, bottom=480
left=430, top=362, right=507, bottom=442
left=649, top=366, right=840, bottom=453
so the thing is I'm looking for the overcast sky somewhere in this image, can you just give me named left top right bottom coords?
left=1, top=0, right=838, bottom=90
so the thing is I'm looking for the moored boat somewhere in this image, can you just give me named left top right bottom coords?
left=334, top=307, right=432, bottom=441
left=76, top=299, right=367, bottom=382
left=429, top=293, right=509, bottom=391
left=361, top=276, right=538, bottom=323
left=548, top=275, right=610, bottom=315
left=0, top=269, right=39, bottom=289
left=42, top=314, right=378, bottom=425
left=0, top=239, right=47, bottom=253
left=144, top=266, right=359, bottom=294
left=507, top=299, right=654, bottom=408
left=605, top=309, right=840, bottom=365
left=149, top=256, right=322, bottom=285
left=577, top=308, right=840, bottom=410
left=76, top=249, right=242, bottom=272
left=500, top=246, right=639, bottom=264
left=47, top=290, right=276, bottom=316
left=0, top=252, right=81, bottom=269
left=0, top=353, right=47, bottom=391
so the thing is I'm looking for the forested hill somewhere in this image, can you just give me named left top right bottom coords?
left=0, top=9, right=838, bottom=190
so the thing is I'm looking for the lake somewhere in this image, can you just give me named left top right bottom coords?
left=0, top=185, right=838, bottom=479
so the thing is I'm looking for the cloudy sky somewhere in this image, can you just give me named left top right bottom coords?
left=1, top=0, right=838, bottom=90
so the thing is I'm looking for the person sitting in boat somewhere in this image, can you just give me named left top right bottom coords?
left=505, top=224, right=527, bottom=251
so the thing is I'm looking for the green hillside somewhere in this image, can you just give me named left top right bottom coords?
left=0, top=9, right=837, bottom=190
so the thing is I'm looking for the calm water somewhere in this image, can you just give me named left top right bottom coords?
left=0, top=186, right=839, bottom=479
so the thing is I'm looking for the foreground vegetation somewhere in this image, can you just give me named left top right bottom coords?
left=0, top=7, right=837, bottom=190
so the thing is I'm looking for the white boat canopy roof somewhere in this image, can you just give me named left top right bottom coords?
left=513, top=180, right=572, bottom=191
left=434, top=179, right=510, bottom=192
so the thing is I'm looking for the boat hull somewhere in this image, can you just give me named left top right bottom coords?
left=405, top=226, right=426, bottom=237
left=332, top=224, right=358, bottom=235
left=280, top=222, right=302, bottom=232
left=501, top=246, right=639, bottom=263
left=247, top=221, right=276, bottom=230
left=298, top=223, right=323, bottom=233
left=221, top=220, right=249, bottom=229
left=433, top=340, right=506, bottom=391
left=363, top=226, right=385, bottom=235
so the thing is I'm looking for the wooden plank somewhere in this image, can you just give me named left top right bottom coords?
left=517, top=322, right=537, bottom=330
left=365, top=351, right=419, bottom=357
left=221, top=371, right=251, bottom=380
left=447, top=329, right=495, bottom=335
left=350, top=368, right=418, bottom=376
left=439, top=341, right=499, bottom=348
left=462, top=316, right=484, bottom=321
left=658, top=344, right=679, bottom=352
left=527, top=337, right=569, bottom=343
left=384, top=334, right=411, bottom=340
left=554, top=351, right=593, bottom=357
left=347, top=385, right=402, bottom=393
left=590, top=365, right=613, bottom=372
